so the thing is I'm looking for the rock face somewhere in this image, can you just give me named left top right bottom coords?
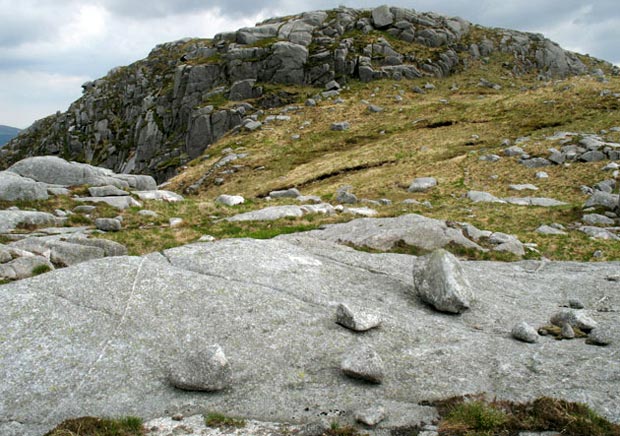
left=1, top=237, right=620, bottom=435
left=412, top=249, right=472, bottom=313
left=0, top=6, right=593, bottom=181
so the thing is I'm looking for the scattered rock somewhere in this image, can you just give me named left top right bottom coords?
left=168, top=344, right=232, bottom=392
left=408, top=177, right=437, bottom=193
left=216, top=195, right=245, bottom=206
left=412, top=249, right=471, bottom=314
left=354, top=406, right=386, bottom=427
left=535, top=172, right=549, bottom=179
left=568, top=299, right=585, bottom=310
left=336, top=303, right=381, bottom=332
left=269, top=188, right=301, bottom=199
left=467, top=191, right=505, bottom=203
left=582, top=213, right=615, bottom=226
left=341, top=345, right=384, bottom=384
left=88, top=185, right=128, bottom=197
left=584, top=191, right=619, bottom=210
left=579, top=226, right=619, bottom=240
left=335, top=186, right=357, bottom=204
left=511, top=322, right=539, bottom=343
left=226, top=205, right=304, bottom=222
left=169, top=218, right=184, bottom=228
left=133, top=190, right=184, bottom=202
left=138, top=210, right=159, bottom=218
left=73, top=205, right=96, bottom=214
left=76, top=196, right=142, bottom=210
left=330, top=122, right=350, bottom=131
left=509, top=184, right=538, bottom=191
left=536, top=225, right=567, bottom=235
left=95, top=218, right=122, bottom=232
left=586, top=329, right=613, bottom=346
left=561, top=323, right=575, bottom=339
left=368, top=104, right=384, bottom=113
left=343, top=207, right=378, bottom=217
left=550, top=309, right=597, bottom=332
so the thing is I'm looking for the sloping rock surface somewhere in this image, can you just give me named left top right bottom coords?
left=1, top=237, right=619, bottom=435
left=292, top=213, right=483, bottom=252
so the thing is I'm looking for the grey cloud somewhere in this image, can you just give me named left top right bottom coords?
left=101, top=0, right=271, bottom=19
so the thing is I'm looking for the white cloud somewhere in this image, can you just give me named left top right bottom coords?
left=0, top=70, right=88, bottom=128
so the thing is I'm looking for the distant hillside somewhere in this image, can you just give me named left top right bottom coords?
left=1, top=5, right=615, bottom=181
left=0, top=125, right=20, bottom=147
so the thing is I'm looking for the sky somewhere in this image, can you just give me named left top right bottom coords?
left=0, top=0, right=618, bottom=129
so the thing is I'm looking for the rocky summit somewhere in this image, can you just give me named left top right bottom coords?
left=1, top=4, right=620, bottom=436
left=0, top=5, right=606, bottom=181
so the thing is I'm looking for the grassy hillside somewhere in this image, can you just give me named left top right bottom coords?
left=2, top=53, right=618, bottom=262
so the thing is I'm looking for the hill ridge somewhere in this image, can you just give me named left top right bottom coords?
left=0, top=5, right=614, bottom=181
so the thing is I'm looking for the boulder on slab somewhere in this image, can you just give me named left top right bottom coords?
left=412, top=249, right=471, bottom=314
left=341, top=345, right=384, bottom=384
left=511, top=322, right=539, bottom=343
left=0, top=171, right=49, bottom=201
left=168, top=344, right=232, bottom=392
left=550, top=309, right=597, bottom=332
left=336, top=303, right=381, bottom=332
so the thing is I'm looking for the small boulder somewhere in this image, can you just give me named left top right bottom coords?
left=371, top=5, right=394, bottom=28
left=511, top=322, right=539, bottom=343
left=168, top=344, right=232, bottom=392
left=561, top=323, right=575, bottom=339
left=269, top=188, right=301, bottom=199
left=354, top=406, right=386, bottom=427
left=341, top=345, right=384, bottom=384
left=412, top=249, right=472, bottom=314
left=330, top=122, right=350, bottom=131
left=88, top=185, right=128, bottom=197
left=216, top=195, right=245, bottom=206
left=335, top=187, right=357, bottom=204
left=336, top=303, right=381, bottom=332
left=550, top=309, right=597, bottom=332
left=95, top=218, right=122, bottom=232
left=586, top=328, right=613, bottom=346
left=408, top=177, right=437, bottom=193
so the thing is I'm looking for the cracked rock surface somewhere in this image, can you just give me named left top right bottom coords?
left=1, top=237, right=619, bottom=435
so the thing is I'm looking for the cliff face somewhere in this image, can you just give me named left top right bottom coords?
left=0, top=5, right=604, bottom=181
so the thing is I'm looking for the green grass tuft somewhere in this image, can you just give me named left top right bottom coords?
left=204, top=412, right=246, bottom=428
left=32, top=264, right=52, bottom=276
left=44, top=416, right=144, bottom=436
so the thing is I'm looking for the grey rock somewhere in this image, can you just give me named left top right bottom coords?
left=67, top=237, right=128, bottom=257
left=295, top=214, right=482, bottom=253
left=341, top=345, right=384, bottom=384
left=133, top=190, right=184, bottom=202
left=229, top=79, right=261, bottom=101
left=582, top=213, right=615, bottom=226
left=354, top=406, right=386, bottom=427
left=467, top=191, right=505, bottom=203
left=536, top=225, right=567, bottom=235
left=88, top=185, right=128, bottom=197
left=2, top=239, right=620, bottom=435
left=504, top=146, right=525, bottom=157
left=584, top=191, right=619, bottom=210
left=244, top=120, right=262, bottom=131
left=138, top=210, right=158, bottom=218
left=73, top=205, right=96, bottom=214
left=586, top=329, right=613, bottom=346
left=536, top=171, right=549, bottom=179
left=408, top=177, right=437, bottom=192
left=480, top=154, right=501, bottom=162
left=511, top=322, right=539, bottom=343
left=413, top=249, right=472, bottom=314
left=336, top=303, right=381, bottom=332
left=324, top=80, right=340, bottom=91
left=580, top=151, right=606, bottom=162
left=168, top=344, right=232, bottom=392
left=0, top=256, right=54, bottom=280
left=95, top=218, right=122, bottom=232
left=169, top=218, right=183, bottom=227
left=594, top=179, right=615, bottom=193
left=579, top=226, right=619, bottom=240
left=331, top=122, right=350, bottom=131
left=509, top=184, right=538, bottom=191
left=300, top=203, right=336, bottom=216
left=568, top=298, right=585, bottom=310
left=76, top=196, right=142, bottom=210
left=561, top=323, right=575, bottom=339
left=269, top=188, right=301, bottom=199
left=368, top=104, right=384, bottom=113
left=344, top=206, right=378, bottom=217
left=504, top=197, right=567, bottom=207
left=335, top=187, right=357, bottom=204
left=226, top=205, right=304, bottom=222
left=0, top=171, right=49, bottom=201
left=521, top=158, right=551, bottom=168
left=49, top=240, right=106, bottom=267
left=371, top=5, right=394, bottom=28
left=0, top=210, right=59, bottom=233
left=550, top=309, right=597, bottom=332
left=215, top=194, right=245, bottom=206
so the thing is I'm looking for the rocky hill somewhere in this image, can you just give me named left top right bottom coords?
left=0, top=125, right=20, bottom=147
left=0, top=5, right=612, bottom=181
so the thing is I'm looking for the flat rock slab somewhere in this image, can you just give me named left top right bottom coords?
left=226, top=205, right=304, bottom=222
left=76, top=196, right=142, bottom=210
left=0, top=210, right=59, bottom=233
left=290, top=214, right=482, bottom=252
left=1, top=237, right=620, bottom=435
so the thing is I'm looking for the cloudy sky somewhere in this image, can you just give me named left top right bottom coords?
left=1, top=0, right=618, bottom=128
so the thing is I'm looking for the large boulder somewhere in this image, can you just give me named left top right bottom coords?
left=412, top=249, right=472, bottom=314
left=1, top=238, right=620, bottom=435
left=0, top=171, right=48, bottom=201
left=0, top=210, right=59, bottom=233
